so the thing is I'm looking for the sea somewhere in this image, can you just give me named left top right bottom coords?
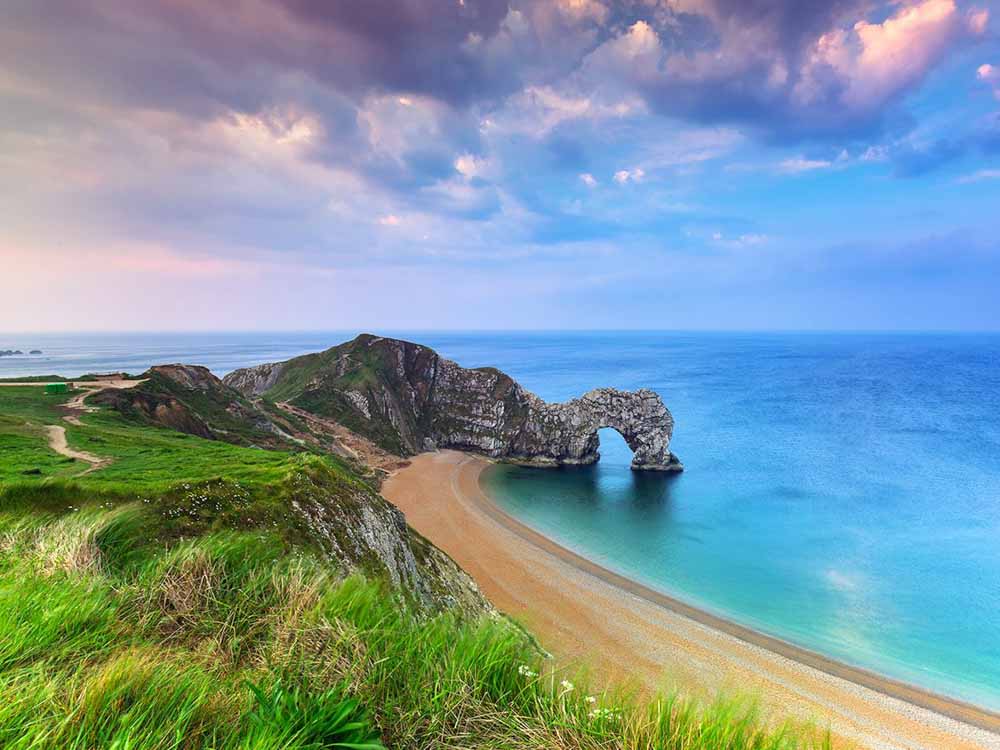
left=2, top=330, right=999, bottom=710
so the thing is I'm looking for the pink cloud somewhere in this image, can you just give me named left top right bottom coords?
left=967, top=7, right=990, bottom=35
left=579, top=0, right=982, bottom=135
left=979, top=63, right=1000, bottom=100
left=797, top=0, right=967, bottom=114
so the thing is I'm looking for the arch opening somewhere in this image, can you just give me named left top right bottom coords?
left=596, top=426, right=634, bottom=468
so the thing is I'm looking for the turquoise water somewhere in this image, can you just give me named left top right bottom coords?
left=3, top=331, right=999, bottom=708
left=473, top=333, right=1000, bottom=711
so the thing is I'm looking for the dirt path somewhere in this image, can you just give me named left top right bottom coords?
left=0, top=379, right=144, bottom=427
left=45, top=425, right=109, bottom=476
left=1, top=379, right=144, bottom=473
left=274, top=401, right=410, bottom=475
left=383, top=451, right=1000, bottom=750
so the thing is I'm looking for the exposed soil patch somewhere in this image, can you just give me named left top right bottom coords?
left=273, top=401, right=410, bottom=478
left=45, top=425, right=109, bottom=476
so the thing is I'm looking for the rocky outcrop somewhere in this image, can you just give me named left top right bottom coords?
left=284, top=462, right=492, bottom=616
left=93, top=364, right=287, bottom=448
left=222, top=361, right=286, bottom=396
left=225, top=334, right=682, bottom=471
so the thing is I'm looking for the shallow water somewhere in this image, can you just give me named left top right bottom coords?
left=475, top=332, right=1000, bottom=711
left=3, top=330, right=999, bottom=709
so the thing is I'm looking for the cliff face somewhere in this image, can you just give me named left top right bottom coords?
left=224, top=334, right=682, bottom=471
left=278, top=461, right=491, bottom=616
left=92, top=364, right=492, bottom=617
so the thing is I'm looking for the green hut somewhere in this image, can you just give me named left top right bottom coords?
left=44, top=383, right=69, bottom=395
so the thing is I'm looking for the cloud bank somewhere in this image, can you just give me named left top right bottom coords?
left=0, top=0, right=998, bottom=330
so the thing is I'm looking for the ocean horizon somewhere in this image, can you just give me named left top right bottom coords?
left=3, top=330, right=999, bottom=711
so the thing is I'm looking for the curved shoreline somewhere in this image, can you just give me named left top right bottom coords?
left=469, top=461, right=1000, bottom=735
left=383, top=450, right=1000, bottom=749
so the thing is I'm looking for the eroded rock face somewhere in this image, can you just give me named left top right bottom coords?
left=285, top=466, right=493, bottom=616
left=225, top=335, right=682, bottom=472
left=509, top=387, right=680, bottom=471
left=222, top=361, right=286, bottom=396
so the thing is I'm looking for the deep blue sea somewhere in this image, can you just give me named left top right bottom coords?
left=3, top=331, right=999, bottom=709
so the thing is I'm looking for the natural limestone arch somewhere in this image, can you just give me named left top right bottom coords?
left=577, top=388, right=679, bottom=471
left=505, top=387, right=682, bottom=472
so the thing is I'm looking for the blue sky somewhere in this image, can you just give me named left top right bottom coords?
left=1, top=0, right=999, bottom=331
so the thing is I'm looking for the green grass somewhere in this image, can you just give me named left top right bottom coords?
left=0, top=385, right=74, bottom=421
left=0, top=384, right=308, bottom=488
left=0, top=383, right=833, bottom=749
left=62, top=412, right=299, bottom=487
left=0, top=387, right=84, bottom=480
left=0, top=375, right=69, bottom=383
left=0, top=430, right=80, bottom=480
left=0, top=509, right=830, bottom=750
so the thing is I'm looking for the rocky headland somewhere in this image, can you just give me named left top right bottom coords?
left=224, top=333, right=682, bottom=472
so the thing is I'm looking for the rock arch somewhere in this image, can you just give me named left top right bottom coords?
left=505, top=387, right=681, bottom=471
left=581, top=388, right=679, bottom=470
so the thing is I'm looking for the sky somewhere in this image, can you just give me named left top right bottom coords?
left=2, top=0, right=999, bottom=332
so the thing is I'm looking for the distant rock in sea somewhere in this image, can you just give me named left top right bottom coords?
left=0, top=350, right=24, bottom=357
left=29, top=350, right=42, bottom=355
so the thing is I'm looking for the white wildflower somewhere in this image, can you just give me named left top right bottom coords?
left=586, top=695, right=597, bottom=704
left=559, top=679, right=574, bottom=693
left=517, top=665, right=538, bottom=678
left=588, top=707, right=618, bottom=721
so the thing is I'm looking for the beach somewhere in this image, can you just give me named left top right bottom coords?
left=382, top=450, right=1000, bottom=750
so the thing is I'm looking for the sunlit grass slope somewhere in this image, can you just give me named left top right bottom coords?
left=0, top=385, right=831, bottom=749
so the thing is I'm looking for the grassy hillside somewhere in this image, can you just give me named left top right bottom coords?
left=0, top=385, right=293, bottom=487
left=225, top=335, right=442, bottom=456
left=0, top=384, right=831, bottom=749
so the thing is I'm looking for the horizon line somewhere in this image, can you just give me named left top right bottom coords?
left=3, top=328, right=1000, bottom=336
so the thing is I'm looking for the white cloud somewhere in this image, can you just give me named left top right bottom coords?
left=779, top=157, right=832, bottom=173
left=378, top=214, right=401, bottom=226
left=555, top=0, right=608, bottom=25
left=957, top=169, right=1000, bottom=184
left=579, top=172, right=598, bottom=187
left=490, top=85, right=644, bottom=138
left=613, top=167, right=645, bottom=184
left=710, top=231, right=769, bottom=248
left=454, top=153, right=495, bottom=180
left=605, top=20, right=662, bottom=63
left=861, top=145, right=889, bottom=162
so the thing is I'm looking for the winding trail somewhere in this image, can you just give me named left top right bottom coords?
left=44, top=425, right=109, bottom=476
left=2, top=378, right=145, bottom=475
left=383, top=451, right=1000, bottom=750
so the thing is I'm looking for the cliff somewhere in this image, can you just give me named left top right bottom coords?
left=224, top=334, right=682, bottom=471
left=85, top=366, right=491, bottom=617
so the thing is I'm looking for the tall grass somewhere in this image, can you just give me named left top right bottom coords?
left=0, top=505, right=832, bottom=750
